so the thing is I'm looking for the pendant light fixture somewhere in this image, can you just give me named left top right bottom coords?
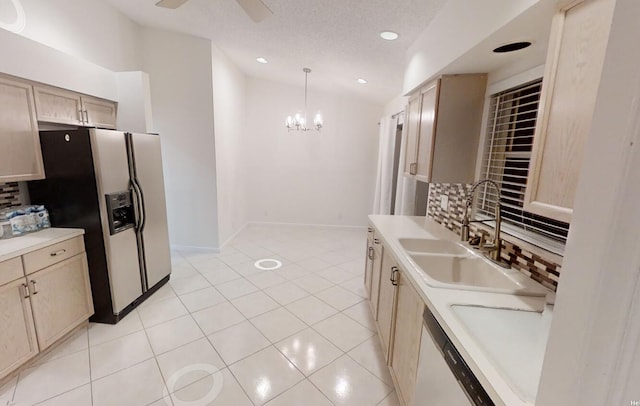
left=286, top=68, right=323, bottom=131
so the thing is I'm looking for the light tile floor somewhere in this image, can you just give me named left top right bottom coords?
left=1, top=224, right=400, bottom=406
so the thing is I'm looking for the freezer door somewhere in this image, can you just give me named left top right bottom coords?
left=90, top=129, right=143, bottom=313
left=131, top=132, right=172, bottom=288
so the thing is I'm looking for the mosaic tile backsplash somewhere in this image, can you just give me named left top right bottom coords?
left=427, top=183, right=562, bottom=291
left=0, top=182, right=21, bottom=209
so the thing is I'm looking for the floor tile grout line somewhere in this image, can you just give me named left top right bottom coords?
left=305, top=376, right=339, bottom=406
left=86, top=325, right=95, bottom=406
left=216, top=286, right=316, bottom=403
left=343, top=350, right=395, bottom=389
left=87, top=324, right=146, bottom=350
left=29, top=383, right=89, bottom=406
left=179, top=247, right=371, bottom=347
left=20, top=327, right=91, bottom=406
left=173, top=231, right=370, bottom=403
left=168, top=282, right=259, bottom=406
left=138, top=313, right=173, bottom=405
left=2, top=376, right=17, bottom=405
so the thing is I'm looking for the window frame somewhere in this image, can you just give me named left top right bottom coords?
left=473, top=66, right=568, bottom=257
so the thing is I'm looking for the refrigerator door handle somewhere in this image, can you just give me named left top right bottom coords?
left=135, top=177, right=147, bottom=233
left=130, top=182, right=143, bottom=231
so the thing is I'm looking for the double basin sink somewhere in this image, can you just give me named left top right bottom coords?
left=399, top=238, right=547, bottom=296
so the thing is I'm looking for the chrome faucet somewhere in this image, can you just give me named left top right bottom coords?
left=461, top=179, right=510, bottom=268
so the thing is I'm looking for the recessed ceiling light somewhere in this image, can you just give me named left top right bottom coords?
left=380, top=31, right=399, bottom=41
left=357, top=78, right=368, bottom=84
left=256, top=57, right=268, bottom=64
left=493, top=41, right=532, bottom=53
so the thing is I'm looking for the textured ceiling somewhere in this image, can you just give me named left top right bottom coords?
left=104, top=0, right=447, bottom=104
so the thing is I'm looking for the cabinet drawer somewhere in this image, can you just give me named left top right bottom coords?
left=0, top=257, right=24, bottom=286
left=22, top=236, right=85, bottom=274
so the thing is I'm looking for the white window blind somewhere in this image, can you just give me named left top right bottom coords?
left=477, top=79, right=570, bottom=245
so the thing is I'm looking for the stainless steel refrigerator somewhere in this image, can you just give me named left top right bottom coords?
left=29, top=128, right=172, bottom=324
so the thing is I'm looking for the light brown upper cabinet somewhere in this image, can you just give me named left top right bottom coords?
left=33, top=85, right=84, bottom=126
left=0, top=76, right=45, bottom=183
left=82, top=95, right=118, bottom=129
left=34, top=84, right=118, bottom=129
left=403, top=74, right=487, bottom=184
left=524, top=0, right=615, bottom=223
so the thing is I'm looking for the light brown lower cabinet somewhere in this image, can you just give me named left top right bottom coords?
left=28, top=254, right=93, bottom=350
left=364, top=237, right=374, bottom=299
left=369, top=239, right=384, bottom=319
left=365, top=232, right=427, bottom=406
left=377, top=249, right=398, bottom=360
left=389, top=270, right=424, bottom=406
left=0, top=235, right=94, bottom=380
left=0, top=278, right=39, bottom=378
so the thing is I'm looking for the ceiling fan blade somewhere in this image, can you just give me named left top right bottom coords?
left=155, top=0, right=190, bottom=9
left=235, top=0, right=273, bottom=22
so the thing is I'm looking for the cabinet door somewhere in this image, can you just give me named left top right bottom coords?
left=0, top=278, right=39, bottom=379
left=0, top=77, right=44, bottom=182
left=364, top=239, right=374, bottom=299
left=82, top=95, right=117, bottom=129
left=390, top=270, right=424, bottom=406
left=376, top=250, right=398, bottom=361
left=524, top=0, right=615, bottom=223
left=403, top=94, right=421, bottom=175
left=415, top=81, right=439, bottom=182
left=369, top=240, right=383, bottom=319
left=33, top=85, right=84, bottom=126
left=28, top=254, right=94, bottom=350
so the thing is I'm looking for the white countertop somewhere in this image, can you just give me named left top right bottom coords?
left=0, top=228, right=85, bottom=262
left=369, top=215, right=552, bottom=406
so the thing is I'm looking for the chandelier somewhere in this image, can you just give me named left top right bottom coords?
left=286, top=68, right=323, bottom=131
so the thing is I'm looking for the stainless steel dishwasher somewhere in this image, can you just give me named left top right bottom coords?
left=413, top=306, right=494, bottom=405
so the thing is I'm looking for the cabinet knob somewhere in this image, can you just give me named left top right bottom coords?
left=374, top=238, right=381, bottom=245
left=368, top=246, right=374, bottom=260
left=29, top=280, right=38, bottom=295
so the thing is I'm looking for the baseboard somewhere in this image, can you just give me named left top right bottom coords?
left=219, top=223, right=249, bottom=249
left=171, top=244, right=220, bottom=254
left=172, top=222, right=366, bottom=252
left=247, top=221, right=367, bottom=231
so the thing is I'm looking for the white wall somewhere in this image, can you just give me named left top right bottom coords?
left=140, top=28, right=219, bottom=249
left=0, top=28, right=118, bottom=100
left=403, top=0, right=539, bottom=94
left=245, top=77, right=382, bottom=227
left=211, top=44, right=248, bottom=246
left=115, top=71, right=154, bottom=133
left=15, top=0, right=142, bottom=72
left=383, top=95, right=408, bottom=117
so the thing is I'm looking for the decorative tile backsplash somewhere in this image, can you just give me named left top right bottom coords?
left=427, top=183, right=562, bottom=291
left=0, top=182, right=22, bottom=209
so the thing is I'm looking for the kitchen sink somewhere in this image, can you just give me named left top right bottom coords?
left=398, top=238, right=470, bottom=256
left=409, top=254, right=547, bottom=296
